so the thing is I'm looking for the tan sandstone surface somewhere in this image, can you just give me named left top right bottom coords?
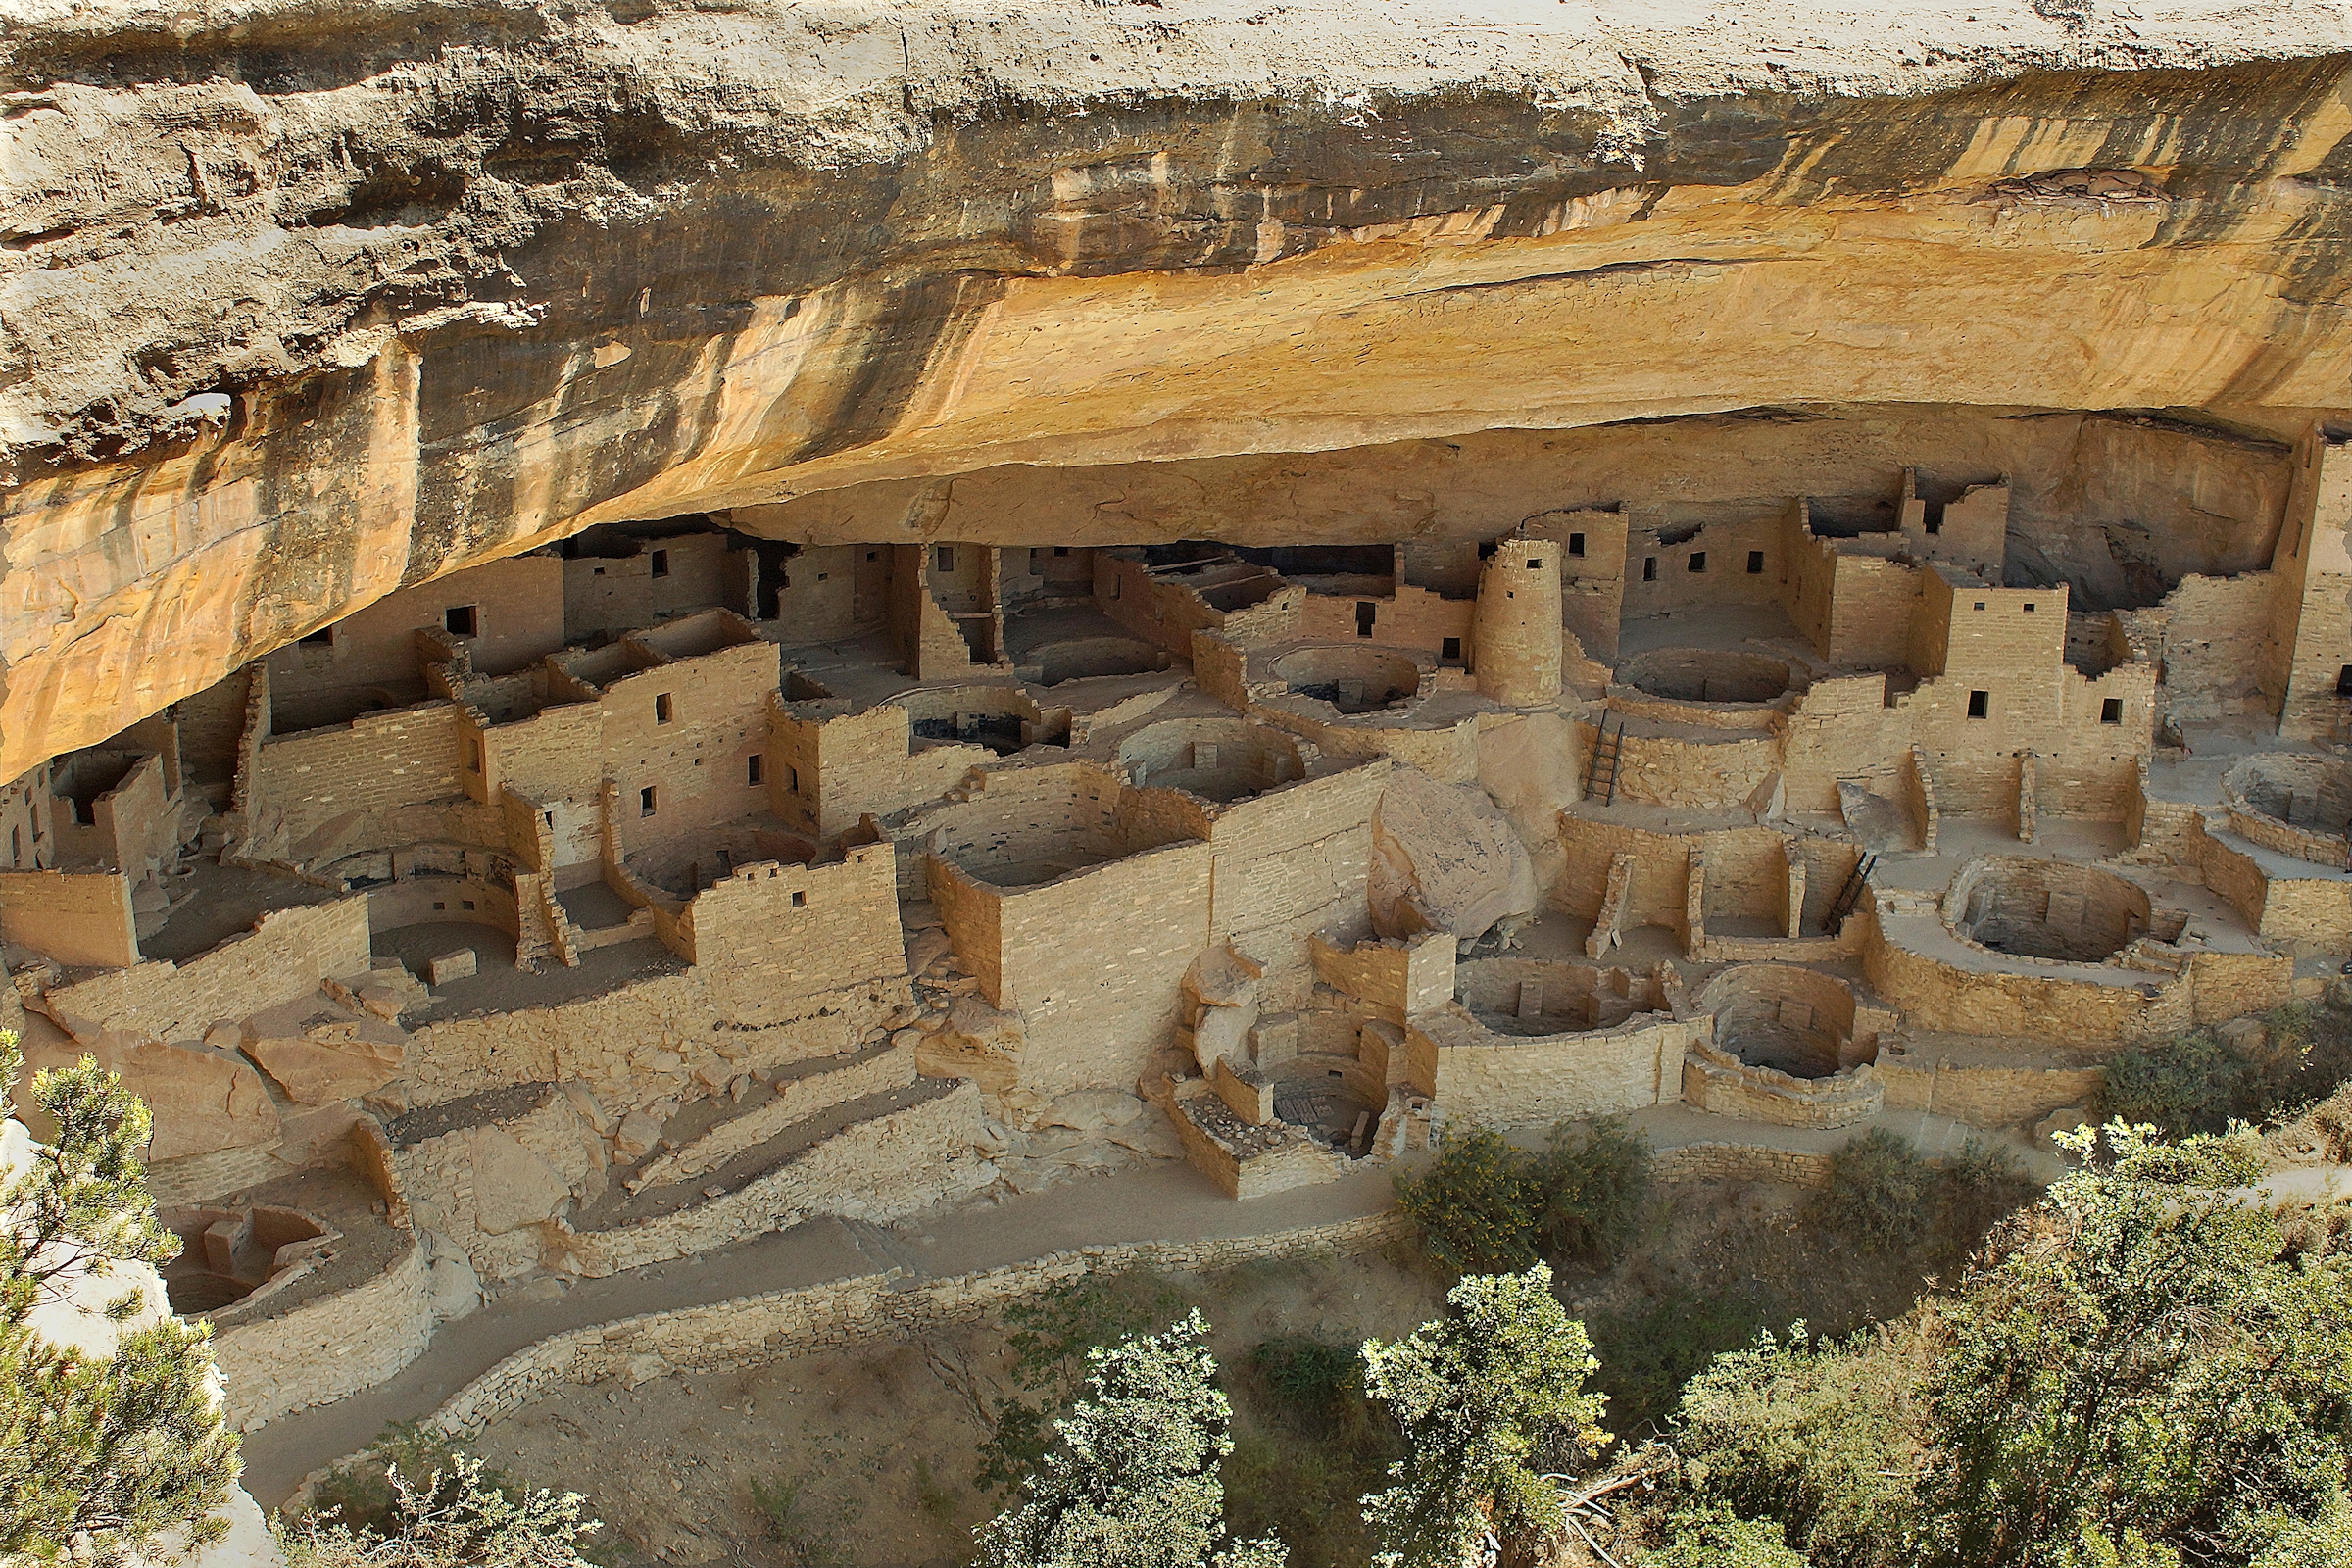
left=4, top=0, right=2351, bottom=773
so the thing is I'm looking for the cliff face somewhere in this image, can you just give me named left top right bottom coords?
left=3, top=0, right=2350, bottom=774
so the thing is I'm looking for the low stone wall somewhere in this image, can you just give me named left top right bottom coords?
left=215, top=1236, right=433, bottom=1433
left=554, top=1084, right=985, bottom=1278
left=1680, top=1041, right=1883, bottom=1130
left=1410, top=1005, right=1691, bottom=1125
left=424, top=1209, right=1416, bottom=1438
left=1875, top=1053, right=2105, bottom=1131
left=1654, top=1141, right=1836, bottom=1190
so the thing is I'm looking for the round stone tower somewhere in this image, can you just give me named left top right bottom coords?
left=1473, top=538, right=1564, bottom=705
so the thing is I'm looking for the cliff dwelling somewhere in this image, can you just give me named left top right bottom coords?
left=2, top=0, right=2350, bottom=1557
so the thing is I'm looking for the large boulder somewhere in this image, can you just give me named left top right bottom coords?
left=468, top=1131, right=578, bottom=1237
left=1369, top=767, right=1540, bottom=944
left=240, top=1018, right=407, bottom=1106
left=112, top=1041, right=281, bottom=1163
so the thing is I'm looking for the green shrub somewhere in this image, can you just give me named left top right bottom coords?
left=1538, top=1115, right=1656, bottom=1266
left=1397, top=1119, right=1654, bottom=1277
left=1813, top=1128, right=1933, bottom=1255
left=2100, top=1001, right=2352, bottom=1138
left=750, top=1474, right=854, bottom=1568
left=1250, top=1336, right=1359, bottom=1419
left=1396, top=1127, right=1548, bottom=1275
left=1591, top=1286, right=1772, bottom=1441
left=978, top=1271, right=1193, bottom=1494
left=1641, top=1505, right=1810, bottom=1567
left=1929, top=1138, right=2036, bottom=1271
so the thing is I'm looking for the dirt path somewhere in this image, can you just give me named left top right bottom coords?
left=238, top=1161, right=1396, bottom=1508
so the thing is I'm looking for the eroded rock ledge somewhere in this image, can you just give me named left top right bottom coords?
left=3, top=0, right=2350, bottom=772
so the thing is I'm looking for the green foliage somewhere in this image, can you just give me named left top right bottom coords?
left=307, top=1424, right=519, bottom=1540
left=1926, top=1139, right=2035, bottom=1271
left=1250, top=1336, right=1360, bottom=1418
left=1666, top=1322, right=1926, bottom=1568
left=2099, top=1000, right=2352, bottom=1137
left=277, top=1453, right=601, bottom=1568
left=1591, top=1286, right=1773, bottom=1441
left=1396, top=1128, right=1549, bottom=1275
left=913, top=1455, right=959, bottom=1527
left=1912, top=1122, right=2352, bottom=1568
left=1642, top=1505, right=1810, bottom=1568
left=977, top=1271, right=1192, bottom=1494
left=1396, top=1118, right=1653, bottom=1277
left=975, top=1310, right=1284, bottom=1568
left=1812, top=1130, right=1932, bottom=1256
left=1537, top=1117, right=1656, bottom=1267
left=0, top=1033, right=242, bottom=1565
left=1359, top=1264, right=1611, bottom=1566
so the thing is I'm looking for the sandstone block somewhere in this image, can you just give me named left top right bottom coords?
left=113, top=1041, right=281, bottom=1162
left=469, top=1130, right=576, bottom=1235
left=426, top=949, right=476, bottom=985
left=612, top=1109, right=665, bottom=1160
left=243, top=1032, right=406, bottom=1106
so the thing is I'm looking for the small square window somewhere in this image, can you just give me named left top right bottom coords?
left=1643, top=558, right=1658, bottom=582
left=462, top=899, right=476, bottom=912
left=866, top=550, right=879, bottom=562
left=1974, top=601, right=1986, bottom=612
left=655, top=693, right=673, bottom=724
left=1688, top=552, right=1706, bottom=573
left=1526, top=557, right=1544, bottom=570
left=1747, top=550, right=1765, bottom=574
left=935, top=545, right=955, bottom=572
left=445, top=604, right=478, bottom=637
left=1967, top=690, right=1989, bottom=719
left=1441, top=637, right=1462, bottom=662
left=299, top=624, right=335, bottom=647
left=791, top=890, right=807, bottom=908
left=593, top=565, right=606, bottom=577
left=1568, top=533, right=1586, bottom=557
left=747, top=755, right=764, bottom=785
left=432, top=901, right=446, bottom=911
left=651, top=549, right=669, bottom=578
left=640, top=786, right=658, bottom=816
left=2023, top=601, right=2036, bottom=612
left=1053, top=546, right=1069, bottom=557
left=816, top=571, right=827, bottom=582
left=2100, top=698, right=2123, bottom=724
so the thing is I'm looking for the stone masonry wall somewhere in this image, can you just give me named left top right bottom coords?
left=41, top=894, right=371, bottom=1042
left=214, top=1235, right=433, bottom=1432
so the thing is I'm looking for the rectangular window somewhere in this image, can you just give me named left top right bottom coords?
left=747, top=755, right=763, bottom=785
left=1642, top=558, right=1658, bottom=582
left=2023, top=601, right=2036, bottom=612
left=1967, top=690, right=1989, bottom=719
left=299, top=625, right=335, bottom=647
left=445, top=605, right=478, bottom=637
left=655, top=693, right=673, bottom=724
left=1053, top=546, right=1069, bottom=557
left=651, top=548, right=669, bottom=578
left=640, top=786, right=658, bottom=816
left=1355, top=602, right=1376, bottom=638
left=1688, top=552, right=1706, bottom=573
left=935, top=545, right=955, bottom=572
left=788, top=766, right=801, bottom=792
left=1526, top=557, right=1544, bottom=570
left=866, top=550, right=879, bottom=562
left=1568, top=533, right=1586, bottom=557
left=2100, top=698, right=2123, bottom=724
left=791, top=890, right=807, bottom=908
left=593, top=565, right=606, bottom=576
left=1974, top=601, right=1986, bottom=612
left=462, top=899, right=476, bottom=912
left=1747, top=550, right=1765, bottom=575
left=2335, top=663, right=2352, bottom=697
left=1441, top=637, right=1462, bottom=662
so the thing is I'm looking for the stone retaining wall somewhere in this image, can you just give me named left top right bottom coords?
left=215, top=1236, right=433, bottom=1433
left=1654, top=1141, right=1837, bottom=1189
left=424, top=1209, right=1417, bottom=1437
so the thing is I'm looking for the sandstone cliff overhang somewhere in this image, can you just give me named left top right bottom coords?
left=2, top=0, right=2349, bottom=772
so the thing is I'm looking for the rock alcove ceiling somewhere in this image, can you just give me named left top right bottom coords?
left=3, top=0, right=2350, bottom=776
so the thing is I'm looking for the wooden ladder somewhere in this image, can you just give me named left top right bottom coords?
left=1825, top=851, right=1879, bottom=932
left=1588, top=713, right=1624, bottom=806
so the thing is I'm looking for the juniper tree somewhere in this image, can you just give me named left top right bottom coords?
left=0, top=1031, right=242, bottom=1563
left=975, top=1309, right=1286, bottom=1568
left=1359, top=1264, right=1611, bottom=1567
